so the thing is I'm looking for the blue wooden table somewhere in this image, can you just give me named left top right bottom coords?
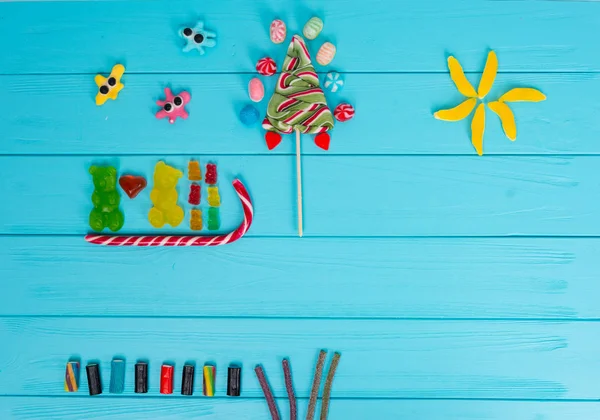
left=1, top=0, right=600, bottom=418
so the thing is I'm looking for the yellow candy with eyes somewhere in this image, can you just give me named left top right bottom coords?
left=94, top=64, right=125, bottom=106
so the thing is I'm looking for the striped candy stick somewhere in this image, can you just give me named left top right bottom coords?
left=85, top=179, right=253, bottom=246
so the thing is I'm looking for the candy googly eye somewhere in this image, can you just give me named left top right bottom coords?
left=194, top=33, right=204, bottom=44
left=163, top=103, right=174, bottom=113
left=173, top=96, right=183, bottom=107
left=107, top=77, right=116, bottom=86
left=99, top=85, right=109, bottom=95
left=183, top=28, right=193, bottom=37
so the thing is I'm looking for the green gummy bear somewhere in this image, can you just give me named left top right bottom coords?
left=207, top=207, right=220, bottom=231
left=89, top=165, right=124, bottom=232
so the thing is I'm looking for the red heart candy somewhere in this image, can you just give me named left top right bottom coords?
left=265, top=131, right=282, bottom=150
left=314, top=132, right=331, bottom=151
left=119, top=175, right=147, bottom=199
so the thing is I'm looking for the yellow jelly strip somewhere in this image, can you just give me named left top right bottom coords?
left=488, top=101, right=517, bottom=141
left=477, top=51, right=498, bottom=99
left=434, top=98, right=477, bottom=122
left=447, top=56, right=477, bottom=98
left=471, top=103, right=486, bottom=156
left=499, top=88, right=546, bottom=103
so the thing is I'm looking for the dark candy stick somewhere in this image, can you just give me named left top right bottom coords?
left=227, top=366, right=241, bottom=396
left=255, top=365, right=280, bottom=420
left=282, top=359, right=297, bottom=420
left=181, top=365, right=195, bottom=396
left=135, top=362, right=148, bottom=394
left=86, top=363, right=102, bottom=396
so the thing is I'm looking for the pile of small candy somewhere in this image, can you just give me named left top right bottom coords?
left=240, top=16, right=355, bottom=151
left=89, top=160, right=221, bottom=233
left=64, top=359, right=241, bottom=397
left=186, top=160, right=220, bottom=231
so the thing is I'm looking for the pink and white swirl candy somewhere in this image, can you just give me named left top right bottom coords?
left=85, top=179, right=254, bottom=247
left=256, top=57, right=277, bottom=76
left=334, top=103, right=355, bottom=122
left=270, top=19, right=286, bottom=44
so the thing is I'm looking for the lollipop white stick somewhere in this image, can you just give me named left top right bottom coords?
left=296, top=128, right=303, bottom=238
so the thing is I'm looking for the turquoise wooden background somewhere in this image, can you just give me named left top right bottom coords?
left=1, top=0, right=600, bottom=418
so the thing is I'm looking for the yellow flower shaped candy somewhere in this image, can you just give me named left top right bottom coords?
left=434, top=51, right=546, bottom=156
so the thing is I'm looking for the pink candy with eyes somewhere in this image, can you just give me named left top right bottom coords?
left=156, top=87, right=191, bottom=124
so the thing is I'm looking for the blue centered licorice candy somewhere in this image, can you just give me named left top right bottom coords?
left=109, top=358, right=125, bottom=394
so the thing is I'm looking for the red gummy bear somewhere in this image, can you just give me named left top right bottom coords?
left=188, top=183, right=201, bottom=205
left=205, top=164, right=217, bottom=185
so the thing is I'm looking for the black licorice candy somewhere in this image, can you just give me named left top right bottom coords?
left=135, top=362, right=148, bottom=393
left=86, top=363, right=102, bottom=395
left=227, top=366, right=241, bottom=396
left=181, top=365, right=195, bottom=396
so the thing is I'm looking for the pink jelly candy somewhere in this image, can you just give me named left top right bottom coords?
left=249, top=78, right=265, bottom=102
left=156, top=87, right=191, bottom=124
left=205, top=164, right=217, bottom=185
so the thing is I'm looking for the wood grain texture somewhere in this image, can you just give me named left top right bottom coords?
left=0, top=0, right=596, bottom=416
left=1, top=0, right=599, bottom=74
left=2, top=73, right=595, bottom=155
left=0, top=155, right=597, bottom=236
left=1, top=317, right=599, bottom=399
left=3, top=398, right=600, bottom=420
left=0, top=236, right=595, bottom=319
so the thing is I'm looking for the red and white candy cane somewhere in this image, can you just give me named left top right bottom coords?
left=85, top=179, right=253, bottom=247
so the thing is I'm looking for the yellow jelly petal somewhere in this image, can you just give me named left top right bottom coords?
left=478, top=51, right=498, bottom=99
left=447, top=56, right=477, bottom=98
left=434, top=98, right=478, bottom=122
left=488, top=101, right=517, bottom=141
left=499, top=88, right=546, bottom=103
left=471, top=103, right=486, bottom=156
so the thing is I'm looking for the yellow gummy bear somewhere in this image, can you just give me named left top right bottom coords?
left=95, top=64, right=125, bottom=106
left=207, top=186, right=221, bottom=207
left=148, top=161, right=184, bottom=228
left=190, top=209, right=203, bottom=231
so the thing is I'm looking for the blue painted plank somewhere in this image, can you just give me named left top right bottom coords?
left=0, top=318, right=598, bottom=399
left=0, top=156, right=597, bottom=236
left=1, top=0, right=599, bottom=73
left=3, top=397, right=600, bottom=420
left=0, top=236, right=595, bottom=319
left=0, top=73, right=590, bottom=155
